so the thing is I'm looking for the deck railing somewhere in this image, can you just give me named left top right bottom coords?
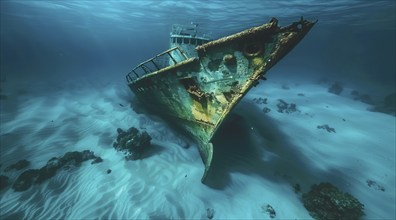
left=126, top=47, right=189, bottom=83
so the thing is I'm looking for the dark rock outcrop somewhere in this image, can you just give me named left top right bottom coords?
left=317, top=124, right=336, bottom=133
left=262, top=107, right=271, bottom=113
left=206, top=208, right=214, bottom=219
left=293, top=183, right=301, bottom=193
left=371, top=93, right=396, bottom=116
left=263, top=204, right=276, bottom=218
left=351, top=90, right=374, bottom=105
left=0, top=175, right=10, bottom=191
left=253, top=97, right=267, bottom=105
left=328, top=82, right=343, bottom=95
left=12, top=150, right=102, bottom=192
left=302, top=182, right=364, bottom=220
left=91, top=157, right=103, bottom=164
left=277, top=99, right=298, bottom=114
left=4, top=159, right=30, bottom=172
left=357, top=94, right=374, bottom=105
left=13, top=169, right=40, bottom=192
left=113, top=127, right=152, bottom=160
left=366, top=180, right=385, bottom=192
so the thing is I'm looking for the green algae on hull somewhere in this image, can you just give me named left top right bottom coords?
left=126, top=17, right=316, bottom=183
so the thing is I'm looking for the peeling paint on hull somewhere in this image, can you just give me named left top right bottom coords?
left=126, top=17, right=316, bottom=183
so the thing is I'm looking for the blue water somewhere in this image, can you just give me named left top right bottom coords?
left=0, top=1, right=395, bottom=219
left=1, top=0, right=395, bottom=93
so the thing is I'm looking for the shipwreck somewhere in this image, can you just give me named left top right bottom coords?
left=125, top=17, right=316, bottom=183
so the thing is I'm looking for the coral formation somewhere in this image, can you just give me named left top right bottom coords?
left=206, top=208, right=214, bottom=219
left=0, top=175, right=9, bottom=191
left=262, top=107, right=271, bottom=113
left=12, top=150, right=102, bottom=192
left=317, top=124, right=336, bottom=133
left=277, top=99, right=298, bottom=113
left=113, top=127, right=152, bottom=160
left=4, top=159, right=30, bottom=172
left=302, top=182, right=364, bottom=220
left=262, top=204, right=276, bottom=218
left=366, top=180, right=385, bottom=192
left=252, top=97, right=267, bottom=104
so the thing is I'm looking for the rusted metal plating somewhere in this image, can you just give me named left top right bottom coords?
left=126, top=17, right=316, bottom=183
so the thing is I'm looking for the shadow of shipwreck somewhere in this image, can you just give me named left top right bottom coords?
left=205, top=100, right=322, bottom=190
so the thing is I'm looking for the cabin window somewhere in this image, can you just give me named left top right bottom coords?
left=197, top=39, right=202, bottom=45
left=177, top=38, right=182, bottom=44
left=191, top=38, right=196, bottom=45
left=172, top=37, right=176, bottom=43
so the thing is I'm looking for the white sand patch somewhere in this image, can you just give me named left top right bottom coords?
left=0, top=80, right=394, bottom=219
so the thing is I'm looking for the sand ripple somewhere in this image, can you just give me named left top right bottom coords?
left=1, top=83, right=395, bottom=219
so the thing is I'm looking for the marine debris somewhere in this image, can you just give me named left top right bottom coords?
left=125, top=17, right=316, bottom=183
left=12, top=150, right=102, bottom=192
left=113, top=127, right=152, bottom=160
left=302, top=182, right=364, bottom=220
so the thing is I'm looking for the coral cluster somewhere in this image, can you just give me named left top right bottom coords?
left=0, top=175, right=9, bottom=191
left=2, top=127, right=152, bottom=193
left=113, top=127, right=152, bottom=160
left=4, top=159, right=30, bottom=172
left=366, top=180, right=385, bottom=192
left=11, top=150, right=102, bottom=192
left=277, top=99, right=298, bottom=113
left=317, top=124, right=336, bottom=133
left=252, top=97, right=267, bottom=105
left=302, top=182, right=364, bottom=220
left=262, top=204, right=276, bottom=218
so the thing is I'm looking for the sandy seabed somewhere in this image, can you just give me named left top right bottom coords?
left=0, top=78, right=395, bottom=219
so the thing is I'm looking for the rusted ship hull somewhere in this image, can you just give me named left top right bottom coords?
left=127, top=18, right=315, bottom=183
